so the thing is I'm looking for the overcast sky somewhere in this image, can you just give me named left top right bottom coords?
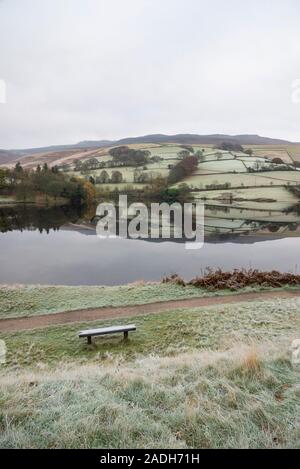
left=0, top=0, right=300, bottom=149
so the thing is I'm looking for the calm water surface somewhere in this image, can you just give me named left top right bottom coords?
left=1, top=204, right=300, bottom=285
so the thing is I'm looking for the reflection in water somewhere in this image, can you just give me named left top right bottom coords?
left=1, top=202, right=300, bottom=241
left=0, top=205, right=84, bottom=234
left=1, top=202, right=300, bottom=285
left=203, top=203, right=300, bottom=241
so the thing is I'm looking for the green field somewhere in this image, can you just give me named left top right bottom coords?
left=180, top=171, right=300, bottom=190
left=62, top=143, right=300, bottom=206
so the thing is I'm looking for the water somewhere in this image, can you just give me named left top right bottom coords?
left=0, top=203, right=300, bottom=285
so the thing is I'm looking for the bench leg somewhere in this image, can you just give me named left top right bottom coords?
left=87, top=336, right=92, bottom=345
left=124, top=331, right=128, bottom=340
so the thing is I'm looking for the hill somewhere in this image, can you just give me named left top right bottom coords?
left=3, top=133, right=297, bottom=157
left=113, top=133, right=294, bottom=146
left=0, top=149, right=21, bottom=165
left=1, top=133, right=298, bottom=170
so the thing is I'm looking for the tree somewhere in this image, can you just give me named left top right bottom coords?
left=15, top=179, right=35, bottom=202
left=244, top=148, right=253, bottom=156
left=0, top=169, right=7, bottom=190
left=214, top=142, right=244, bottom=152
left=178, top=150, right=190, bottom=159
left=70, top=184, right=85, bottom=206
left=134, top=169, right=143, bottom=183
left=111, top=171, right=123, bottom=183
left=109, top=146, right=150, bottom=166
left=168, top=155, right=198, bottom=184
left=150, top=155, right=163, bottom=163
left=272, top=157, right=284, bottom=165
left=14, top=162, right=23, bottom=173
left=99, top=170, right=110, bottom=183
left=81, top=158, right=99, bottom=171
left=61, top=164, right=70, bottom=172
left=74, top=160, right=83, bottom=171
left=83, top=181, right=97, bottom=205
left=180, top=145, right=194, bottom=153
left=43, top=163, right=49, bottom=172
left=46, top=180, right=64, bottom=201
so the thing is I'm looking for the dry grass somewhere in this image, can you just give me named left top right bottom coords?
left=1, top=341, right=300, bottom=448
left=163, top=269, right=300, bottom=290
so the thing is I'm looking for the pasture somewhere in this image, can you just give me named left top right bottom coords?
left=249, top=144, right=300, bottom=165
left=18, top=142, right=300, bottom=202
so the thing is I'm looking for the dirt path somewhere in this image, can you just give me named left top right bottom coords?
left=1, top=290, right=300, bottom=333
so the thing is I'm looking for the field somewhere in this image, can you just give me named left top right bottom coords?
left=2, top=141, right=300, bottom=209
left=69, top=144, right=300, bottom=208
left=63, top=143, right=300, bottom=218
left=180, top=171, right=300, bottom=190
left=1, top=288, right=300, bottom=448
left=249, top=145, right=300, bottom=164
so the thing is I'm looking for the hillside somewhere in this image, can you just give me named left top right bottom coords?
left=114, top=133, right=294, bottom=146
left=2, top=141, right=300, bottom=218
left=0, top=150, right=20, bottom=165
left=60, top=143, right=300, bottom=211
left=0, top=134, right=298, bottom=161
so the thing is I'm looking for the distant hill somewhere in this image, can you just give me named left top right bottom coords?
left=1, top=133, right=298, bottom=169
left=4, top=133, right=296, bottom=157
left=114, top=133, right=294, bottom=146
left=0, top=149, right=21, bottom=165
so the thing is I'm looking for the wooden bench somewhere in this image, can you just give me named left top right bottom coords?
left=78, top=324, right=136, bottom=344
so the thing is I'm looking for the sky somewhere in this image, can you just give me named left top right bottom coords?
left=0, top=0, right=300, bottom=149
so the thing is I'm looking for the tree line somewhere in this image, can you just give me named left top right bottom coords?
left=0, top=162, right=96, bottom=205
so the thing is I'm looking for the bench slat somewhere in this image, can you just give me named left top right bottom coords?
left=79, top=324, right=136, bottom=338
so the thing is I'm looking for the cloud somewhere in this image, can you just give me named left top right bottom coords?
left=0, top=0, right=300, bottom=148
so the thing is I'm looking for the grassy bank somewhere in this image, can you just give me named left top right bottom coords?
left=1, top=283, right=299, bottom=320
left=1, top=297, right=300, bottom=367
left=1, top=291, right=300, bottom=448
left=1, top=340, right=300, bottom=448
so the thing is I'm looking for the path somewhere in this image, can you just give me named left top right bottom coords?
left=1, top=290, right=299, bottom=332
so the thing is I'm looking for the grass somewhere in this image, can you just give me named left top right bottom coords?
left=0, top=283, right=299, bottom=320
left=249, top=144, right=300, bottom=164
left=1, top=340, right=300, bottom=448
left=0, top=283, right=216, bottom=319
left=179, top=171, right=300, bottom=190
left=1, top=296, right=300, bottom=367
left=1, top=296, right=300, bottom=448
